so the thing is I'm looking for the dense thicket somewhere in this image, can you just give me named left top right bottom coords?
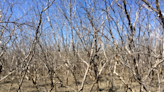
left=0, top=0, right=164, bottom=92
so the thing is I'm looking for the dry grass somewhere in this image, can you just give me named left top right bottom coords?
left=0, top=69, right=164, bottom=92
left=0, top=75, right=163, bottom=92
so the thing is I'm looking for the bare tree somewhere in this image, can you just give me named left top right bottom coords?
left=0, top=0, right=164, bottom=92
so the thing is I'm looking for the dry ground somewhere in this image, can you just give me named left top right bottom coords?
left=0, top=72, right=163, bottom=92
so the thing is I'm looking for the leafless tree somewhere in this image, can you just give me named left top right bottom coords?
left=0, top=0, right=164, bottom=92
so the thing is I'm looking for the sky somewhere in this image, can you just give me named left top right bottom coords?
left=0, top=0, right=164, bottom=50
